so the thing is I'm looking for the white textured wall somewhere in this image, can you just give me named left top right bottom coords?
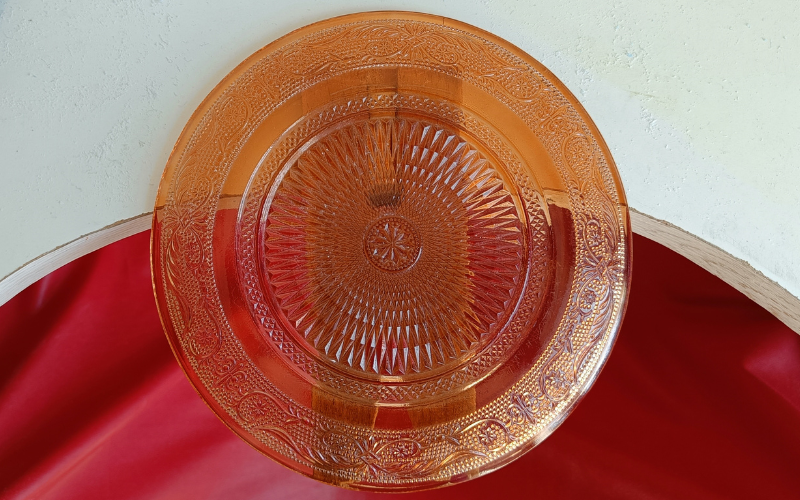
left=1, top=1, right=799, bottom=298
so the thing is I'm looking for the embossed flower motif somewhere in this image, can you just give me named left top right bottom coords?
left=578, top=287, right=597, bottom=313
left=189, top=325, right=219, bottom=358
left=369, top=23, right=458, bottom=65
left=367, top=38, right=397, bottom=57
left=582, top=219, right=623, bottom=288
left=496, top=69, right=539, bottom=100
left=585, top=220, right=607, bottom=253
left=477, top=422, right=499, bottom=449
left=366, top=218, right=417, bottom=269
left=349, top=436, right=411, bottom=477
left=217, top=95, right=249, bottom=141
left=238, top=393, right=271, bottom=423
left=475, top=420, right=514, bottom=453
left=382, top=439, right=421, bottom=461
left=563, top=134, right=593, bottom=170
left=545, top=369, right=571, bottom=394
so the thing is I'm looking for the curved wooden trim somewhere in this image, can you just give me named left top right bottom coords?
left=630, top=209, right=800, bottom=334
left=1, top=210, right=797, bottom=335
left=0, top=214, right=151, bottom=308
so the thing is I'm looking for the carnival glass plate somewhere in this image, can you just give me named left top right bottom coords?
left=152, top=11, right=631, bottom=491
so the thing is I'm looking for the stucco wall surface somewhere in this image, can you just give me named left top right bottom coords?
left=1, top=0, right=798, bottom=298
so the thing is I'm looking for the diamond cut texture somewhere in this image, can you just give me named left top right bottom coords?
left=264, top=118, right=525, bottom=378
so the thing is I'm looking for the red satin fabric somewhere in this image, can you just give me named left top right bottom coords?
left=1, top=232, right=799, bottom=499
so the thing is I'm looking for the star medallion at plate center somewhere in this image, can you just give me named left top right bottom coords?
left=364, top=216, right=421, bottom=272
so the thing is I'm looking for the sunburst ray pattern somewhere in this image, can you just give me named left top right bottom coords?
left=263, top=118, right=526, bottom=378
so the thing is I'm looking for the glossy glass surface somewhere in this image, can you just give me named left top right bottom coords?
left=152, top=11, right=631, bottom=491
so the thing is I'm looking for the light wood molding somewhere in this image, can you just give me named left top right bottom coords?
left=630, top=209, right=800, bottom=334
left=0, top=214, right=151, bottom=308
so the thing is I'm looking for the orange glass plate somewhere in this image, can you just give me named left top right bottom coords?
left=152, top=11, right=631, bottom=491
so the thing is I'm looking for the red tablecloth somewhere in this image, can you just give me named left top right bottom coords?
left=1, top=232, right=798, bottom=499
